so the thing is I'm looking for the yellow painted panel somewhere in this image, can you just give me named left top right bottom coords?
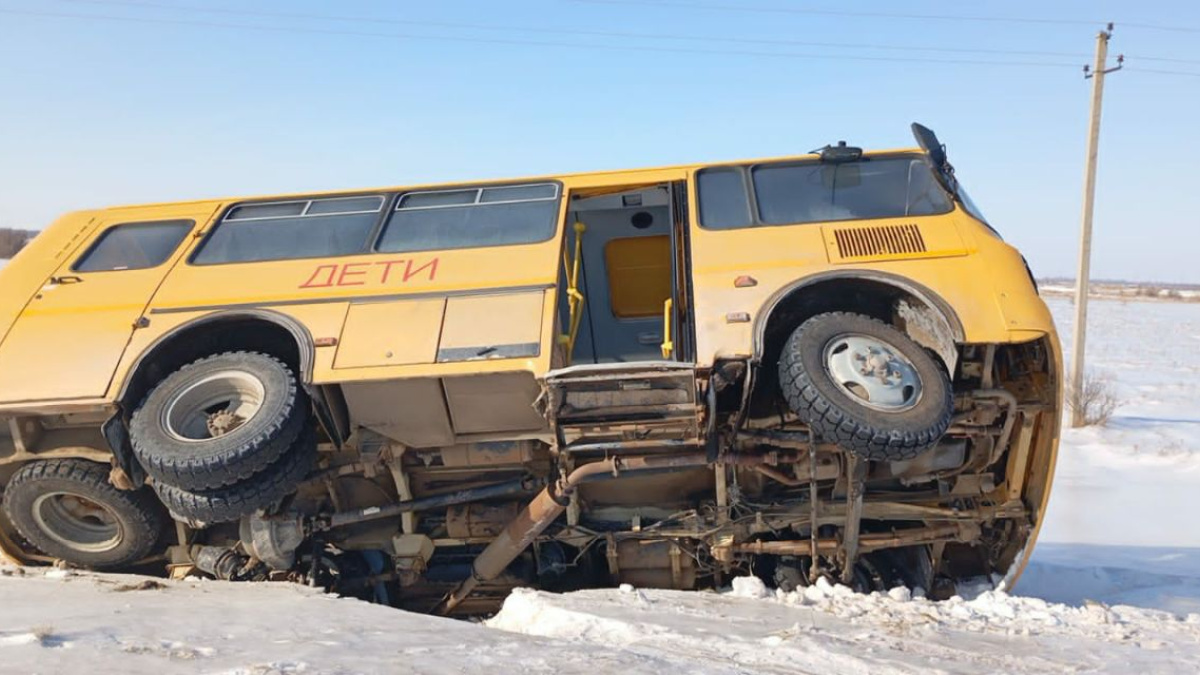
left=334, top=299, right=445, bottom=369
left=821, top=220, right=966, bottom=264
left=0, top=205, right=213, bottom=404
left=440, top=292, right=543, bottom=351
left=605, top=235, right=672, bottom=318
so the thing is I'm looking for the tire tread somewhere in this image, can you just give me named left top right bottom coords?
left=2, top=459, right=164, bottom=569
left=153, top=425, right=317, bottom=524
left=130, top=351, right=306, bottom=491
left=778, top=312, right=953, bottom=461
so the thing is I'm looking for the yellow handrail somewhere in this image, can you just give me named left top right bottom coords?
left=661, top=298, right=674, bottom=359
left=558, top=221, right=587, bottom=364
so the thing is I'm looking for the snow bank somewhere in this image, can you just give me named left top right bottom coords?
left=0, top=565, right=679, bottom=675
left=490, top=581, right=1200, bottom=674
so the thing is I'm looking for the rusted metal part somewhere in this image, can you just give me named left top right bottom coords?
left=611, top=539, right=696, bottom=590
left=1004, top=415, right=1040, bottom=501
left=564, top=439, right=700, bottom=454
left=839, top=455, right=866, bottom=584
left=319, top=476, right=542, bottom=531
left=753, top=465, right=804, bottom=487
left=715, top=464, right=730, bottom=523
left=437, top=441, right=535, bottom=468
left=205, top=409, right=244, bottom=438
left=753, top=451, right=841, bottom=487
left=981, top=344, right=997, bottom=389
left=755, top=499, right=1026, bottom=534
left=436, top=452, right=782, bottom=615
left=387, top=458, right=416, bottom=535
left=736, top=428, right=811, bottom=450
left=970, top=388, right=1019, bottom=468
left=302, top=460, right=382, bottom=487
left=807, top=436, right=821, bottom=584
left=446, top=502, right=520, bottom=539
left=735, top=523, right=978, bottom=557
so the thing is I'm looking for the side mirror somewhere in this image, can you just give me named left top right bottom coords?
left=911, top=122, right=947, bottom=168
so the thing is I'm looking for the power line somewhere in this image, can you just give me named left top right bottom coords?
left=1125, top=67, right=1200, bottom=78
left=571, top=0, right=1200, bottom=34
left=58, top=0, right=1093, bottom=61
left=1120, top=21, right=1200, bottom=34
left=1126, top=54, right=1200, bottom=66
left=0, top=7, right=1083, bottom=69
left=9, top=3, right=1200, bottom=77
left=569, top=0, right=1102, bottom=27
left=566, top=0, right=1200, bottom=66
left=45, top=0, right=1200, bottom=68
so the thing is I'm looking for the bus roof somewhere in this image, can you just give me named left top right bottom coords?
left=100, top=145, right=926, bottom=213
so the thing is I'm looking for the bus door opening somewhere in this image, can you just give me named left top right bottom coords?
left=559, top=184, right=690, bottom=364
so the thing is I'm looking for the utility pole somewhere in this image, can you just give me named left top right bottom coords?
left=1070, top=24, right=1122, bottom=427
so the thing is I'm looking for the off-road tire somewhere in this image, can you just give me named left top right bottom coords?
left=130, top=351, right=307, bottom=491
left=153, top=424, right=318, bottom=524
left=778, top=312, right=953, bottom=461
left=2, top=459, right=165, bottom=569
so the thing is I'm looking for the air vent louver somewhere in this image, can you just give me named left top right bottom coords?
left=832, top=223, right=927, bottom=259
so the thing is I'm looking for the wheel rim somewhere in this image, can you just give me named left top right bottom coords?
left=822, top=333, right=923, bottom=412
left=31, top=492, right=123, bottom=553
left=161, top=370, right=267, bottom=442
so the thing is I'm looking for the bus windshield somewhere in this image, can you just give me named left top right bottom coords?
left=698, top=156, right=954, bottom=229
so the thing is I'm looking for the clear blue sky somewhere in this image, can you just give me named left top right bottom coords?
left=1, top=0, right=1197, bottom=282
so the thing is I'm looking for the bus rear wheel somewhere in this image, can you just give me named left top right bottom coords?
left=152, top=424, right=318, bottom=524
left=2, top=459, right=165, bottom=569
left=130, top=351, right=307, bottom=491
left=777, top=312, right=953, bottom=461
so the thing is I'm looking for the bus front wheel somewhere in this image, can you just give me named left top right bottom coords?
left=777, top=311, right=953, bottom=461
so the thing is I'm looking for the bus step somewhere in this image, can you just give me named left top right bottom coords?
left=542, top=362, right=703, bottom=447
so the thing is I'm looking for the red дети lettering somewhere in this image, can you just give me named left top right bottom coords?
left=337, top=262, right=369, bottom=286
left=299, top=264, right=338, bottom=288
left=375, top=259, right=406, bottom=284
left=403, top=258, right=438, bottom=282
left=299, top=257, right=440, bottom=288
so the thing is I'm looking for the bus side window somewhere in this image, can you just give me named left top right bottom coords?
left=73, top=220, right=193, bottom=273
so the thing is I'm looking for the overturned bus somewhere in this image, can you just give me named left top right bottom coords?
left=0, top=124, right=1059, bottom=614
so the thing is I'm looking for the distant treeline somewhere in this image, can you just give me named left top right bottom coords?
left=0, top=228, right=35, bottom=258
left=1038, top=277, right=1200, bottom=292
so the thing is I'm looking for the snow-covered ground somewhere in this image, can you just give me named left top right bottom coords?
left=2, top=565, right=1197, bottom=675
left=1, top=295, right=1198, bottom=674
left=1021, top=297, right=1200, bottom=616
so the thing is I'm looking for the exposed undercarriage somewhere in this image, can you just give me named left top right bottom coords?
left=164, top=337, right=1057, bottom=617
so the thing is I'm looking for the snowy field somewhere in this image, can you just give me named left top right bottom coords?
left=2, top=296, right=1199, bottom=674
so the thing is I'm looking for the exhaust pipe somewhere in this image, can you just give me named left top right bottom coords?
left=435, top=452, right=787, bottom=614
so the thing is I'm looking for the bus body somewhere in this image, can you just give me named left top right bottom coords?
left=0, top=125, right=1059, bottom=614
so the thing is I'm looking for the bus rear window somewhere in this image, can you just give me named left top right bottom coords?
left=376, top=183, right=560, bottom=253
left=193, top=195, right=385, bottom=265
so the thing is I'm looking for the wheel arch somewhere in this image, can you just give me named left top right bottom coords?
left=115, top=309, right=316, bottom=409
left=753, top=270, right=965, bottom=383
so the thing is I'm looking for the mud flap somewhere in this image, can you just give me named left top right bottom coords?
left=102, top=412, right=146, bottom=489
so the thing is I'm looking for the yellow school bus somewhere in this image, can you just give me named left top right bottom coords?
left=0, top=124, right=1059, bottom=614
